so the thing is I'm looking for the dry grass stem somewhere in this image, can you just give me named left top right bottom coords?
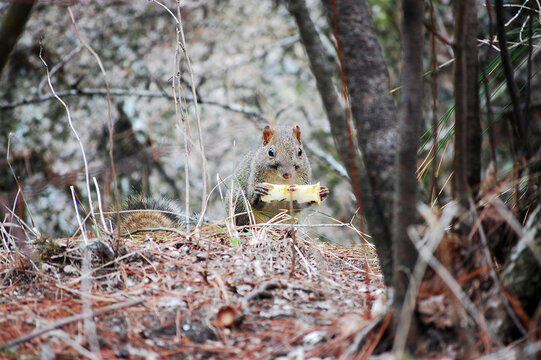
left=166, top=0, right=192, bottom=231
left=38, top=47, right=95, bottom=223
left=150, top=0, right=178, bottom=22
left=70, top=186, right=89, bottom=246
left=5, top=135, right=38, bottom=238
left=68, top=8, right=120, bottom=237
left=175, top=3, right=209, bottom=222
left=93, top=177, right=111, bottom=234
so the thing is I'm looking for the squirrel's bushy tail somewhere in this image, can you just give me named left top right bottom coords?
left=112, top=195, right=184, bottom=232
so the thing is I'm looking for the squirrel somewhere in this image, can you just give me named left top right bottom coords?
left=230, top=124, right=329, bottom=226
left=112, top=124, right=329, bottom=232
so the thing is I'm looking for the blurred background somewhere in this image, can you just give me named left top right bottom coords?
left=1, top=0, right=539, bottom=245
left=0, top=0, right=356, bottom=240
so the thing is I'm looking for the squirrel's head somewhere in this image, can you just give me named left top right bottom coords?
left=258, top=124, right=312, bottom=184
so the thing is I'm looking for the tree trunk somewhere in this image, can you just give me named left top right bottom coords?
left=287, top=0, right=364, bottom=215
left=453, top=0, right=480, bottom=205
left=0, top=0, right=36, bottom=77
left=288, top=0, right=394, bottom=282
left=332, top=0, right=399, bottom=285
left=452, top=3, right=482, bottom=354
left=392, top=0, right=424, bottom=346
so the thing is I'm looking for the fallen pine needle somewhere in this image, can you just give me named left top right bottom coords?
left=0, top=297, right=145, bottom=349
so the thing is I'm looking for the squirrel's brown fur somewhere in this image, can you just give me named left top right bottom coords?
left=113, top=196, right=182, bottom=233
left=231, top=124, right=328, bottom=225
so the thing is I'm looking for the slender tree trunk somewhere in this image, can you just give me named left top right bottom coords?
left=453, top=0, right=480, bottom=205
left=392, top=0, right=424, bottom=347
left=453, top=2, right=481, bottom=354
left=332, top=0, right=399, bottom=285
left=0, top=0, right=36, bottom=77
left=287, top=0, right=367, bottom=233
left=465, top=5, right=481, bottom=196
left=494, top=0, right=527, bottom=160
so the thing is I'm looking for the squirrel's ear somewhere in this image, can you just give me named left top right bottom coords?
left=292, top=125, right=302, bottom=143
left=262, top=125, right=274, bottom=145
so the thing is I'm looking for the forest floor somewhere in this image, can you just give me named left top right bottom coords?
left=0, top=224, right=388, bottom=359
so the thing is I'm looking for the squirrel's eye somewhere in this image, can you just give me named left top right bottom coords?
left=297, top=147, right=303, bottom=157
left=268, top=147, right=275, bottom=157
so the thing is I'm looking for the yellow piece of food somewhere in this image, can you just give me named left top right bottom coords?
left=260, top=182, right=322, bottom=205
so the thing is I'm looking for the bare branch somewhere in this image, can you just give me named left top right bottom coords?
left=0, top=87, right=262, bottom=118
left=494, top=0, right=527, bottom=158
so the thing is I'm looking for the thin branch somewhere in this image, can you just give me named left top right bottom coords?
left=0, top=87, right=169, bottom=109
left=504, top=0, right=530, bottom=27
left=481, top=60, right=498, bottom=168
left=494, top=0, right=526, bottom=158
left=522, top=8, right=533, bottom=156
left=483, top=0, right=498, bottom=168
left=424, top=20, right=454, bottom=47
left=38, top=44, right=82, bottom=96
left=428, top=0, right=439, bottom=205
left=0, top=87, right=262, bottom=117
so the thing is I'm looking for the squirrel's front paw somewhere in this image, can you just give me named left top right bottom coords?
left=253, top=183, right=271, bottom=205
left=254, top=183, right=271, bottom=197
left=319, top=186, right=329, bottom=201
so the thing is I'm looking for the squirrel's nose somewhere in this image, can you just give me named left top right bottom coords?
left=283, top=172, right=291, bottom=180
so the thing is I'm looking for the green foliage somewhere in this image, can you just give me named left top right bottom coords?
left=416, top=11, right=541, bottom=204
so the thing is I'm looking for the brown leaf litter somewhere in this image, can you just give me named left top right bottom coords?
left=0, top=224, right=384, bottom=359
